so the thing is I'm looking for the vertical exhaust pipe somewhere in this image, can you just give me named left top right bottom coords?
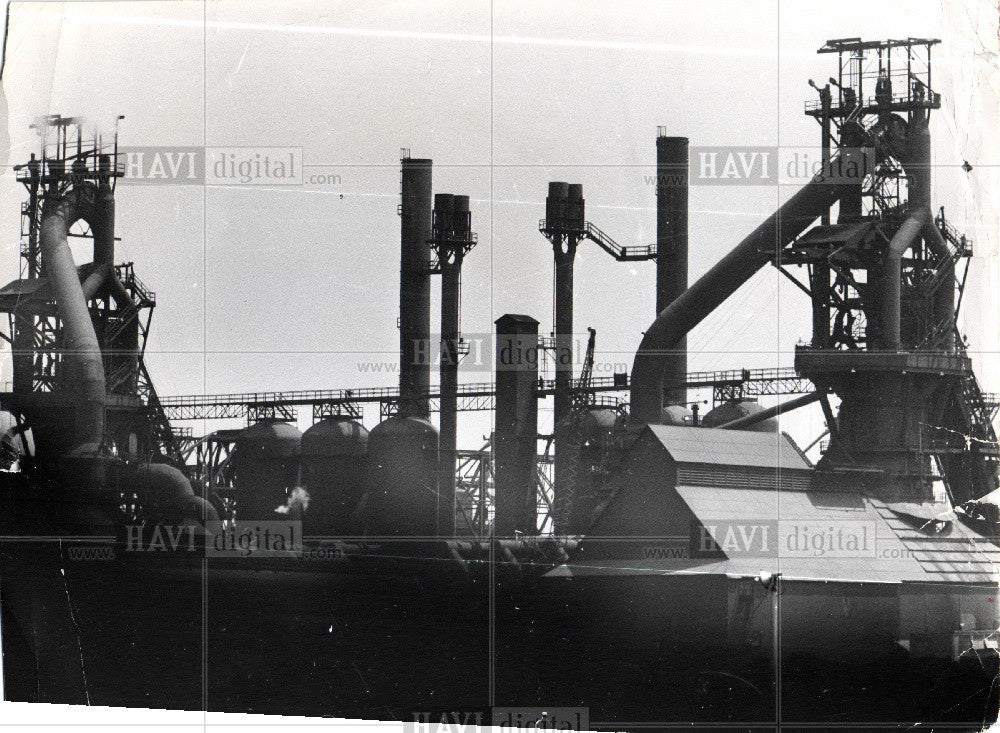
left=92, top=154, right=116, bottom=265
left=655, top=132, right=689, bottom=406
left=399, top=154, right=433, bottom=418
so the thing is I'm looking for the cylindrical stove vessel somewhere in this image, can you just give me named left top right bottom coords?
left=656, top=134, right=689, bottom=407
left=399, top=157, right=433, bottom=418
left=301, top=418, right=369, bottom=536
left=366, top=416, right=439, bottom=536
left=232, top=420, right=302, bottom=522
left=494, top=314, right=540, bottom=537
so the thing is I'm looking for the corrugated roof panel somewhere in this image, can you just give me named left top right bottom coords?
left=853, top=498, right=999, bottom=584
left=647, top=425, right=811, bottom=471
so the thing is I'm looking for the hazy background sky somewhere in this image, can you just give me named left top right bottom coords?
left=1, top=0, right=997, bottom=456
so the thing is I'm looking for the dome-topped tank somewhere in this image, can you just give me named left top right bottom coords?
left=130, top=462, right=219, bottom=528
left=232, top=420, right=302, bottom=521
left=301, top=418, right=369, bottom=537
left=702, top=400, right=778, bottom=432
left=660, top=405, right=692, bottom=427
left=365, top=416, right=439, bottom=537
left=578, top=409, right=617, bottom=452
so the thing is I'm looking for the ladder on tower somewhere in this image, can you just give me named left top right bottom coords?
left=572, top=327, right=597, bottom=409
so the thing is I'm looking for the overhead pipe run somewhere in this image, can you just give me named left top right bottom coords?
left=718, top=392, right=821, bottom=430
left=630, top=171, right=846, bottom=424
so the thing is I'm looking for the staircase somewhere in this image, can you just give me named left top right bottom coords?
left=583, top=222, right=657, bottom=262
left=137, top=359, right=184, bottom=465
left=105, top=360, right=136, bottom=394
left=935, top=209, right=974, bottom=257
left=104, top=301, right=138, bottom=344
left=958, top=358, right=1000, bottom=461
left=938, top=333, right=1000, bottom=503
left=920, top=211, right=972, bottom=299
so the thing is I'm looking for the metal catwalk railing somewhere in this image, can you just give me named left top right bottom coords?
left=157, top=366, right=813, bottom=421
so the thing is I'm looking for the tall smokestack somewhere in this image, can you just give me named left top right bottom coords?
left=494, top=314, right=539, bottom=537
left=433, top=193, right=472, bottom=537
left=655, top=132, right=689, bottom=407
left=545, top=182, right=584, bottom=533
left=399, top=154, right=433, bottom=417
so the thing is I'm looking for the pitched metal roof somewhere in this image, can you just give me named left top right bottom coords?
left=550, top=484, right=999, bottom=586
left=674, top=484, right=926, bottom=583
left=647, top=424, right=811, bottom=471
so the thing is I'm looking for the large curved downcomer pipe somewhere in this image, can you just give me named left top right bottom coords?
left=630, top=170, right=847, bottom=424
left=879, top=212, right=926, bottom=351
left=877, top=111, right=953, bottom=351
left=895, top=111, right=954, bottom=351
left=38, top=184, right=107, bottom=455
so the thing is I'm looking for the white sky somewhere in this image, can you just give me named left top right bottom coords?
left=0, top=0, right=997, bottom=454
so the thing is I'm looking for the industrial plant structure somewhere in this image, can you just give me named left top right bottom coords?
left=1, top=37, right=998, bottom=728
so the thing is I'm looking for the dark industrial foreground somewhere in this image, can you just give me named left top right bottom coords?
left=1, top=38, right=999, bottom=729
